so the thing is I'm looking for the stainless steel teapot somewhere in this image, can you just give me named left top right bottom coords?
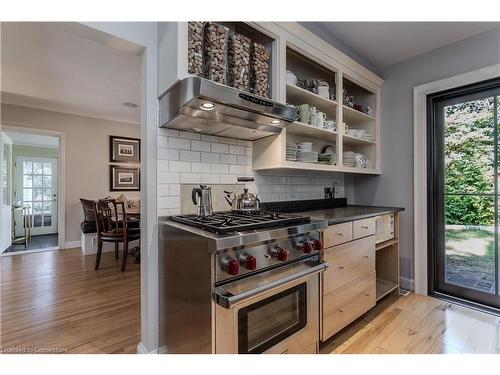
left=224, top=188, right=261, bottom=213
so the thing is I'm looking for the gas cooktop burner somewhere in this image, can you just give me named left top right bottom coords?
left=169, top=211, right=310, bottom=234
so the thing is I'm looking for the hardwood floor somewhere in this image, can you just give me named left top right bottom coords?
left=0, top=248, right=140, bottom=354
left=320, top=292, right=500, bottom=354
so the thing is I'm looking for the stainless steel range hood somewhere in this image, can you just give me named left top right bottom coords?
left=158, top=77, right=297, bottom=140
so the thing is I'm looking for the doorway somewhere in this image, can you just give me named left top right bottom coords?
left=2, top=131, right=61, bottom=254
left=428, top=77, right=500, bottom=311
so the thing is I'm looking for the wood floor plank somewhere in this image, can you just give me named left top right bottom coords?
left=0, top=248, right=140, bottom=354
left=321, top=293, right=500, bottom=354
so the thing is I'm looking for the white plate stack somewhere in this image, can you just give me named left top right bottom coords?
left=297, top=142, right=317, bottom=163
left=286, top=143, right=298, bottom=161
left=361, top=134, right=373, bottom=142
left=343, top=151, right=357, bottom=167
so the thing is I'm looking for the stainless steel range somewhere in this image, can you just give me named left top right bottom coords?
left=158, top=210, right=327, bottom=354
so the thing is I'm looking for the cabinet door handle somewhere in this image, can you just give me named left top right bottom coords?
left=338, top=266, right=344, bottom=270
left=363, top=255, right=369, bottom=259
left=361, top=226, right=369, bottom=229
left=337, top=233, right=343, bottom=236
left=363, top=292, right=370, bottom=297
left=336, top=308, right=344, bottom=313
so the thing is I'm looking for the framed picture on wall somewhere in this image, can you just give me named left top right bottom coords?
left=110, top=136, right=140, bottom=163
left=110, top=165, right=140, bottom=191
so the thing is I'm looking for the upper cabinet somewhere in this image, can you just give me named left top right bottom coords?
left=158, top=22, right=383, bottom=175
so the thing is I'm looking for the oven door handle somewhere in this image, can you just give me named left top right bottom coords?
left=215, top=262, right=328, bottom=309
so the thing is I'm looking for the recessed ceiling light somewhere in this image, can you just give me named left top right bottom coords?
left=270, top=119, right=281, bottom=124
left=200, top=102, right=216, bottom=110
left=122, top=102, right=138, bottom=108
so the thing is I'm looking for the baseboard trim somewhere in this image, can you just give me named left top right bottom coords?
left=137, top=342, right=157, bottom=354
left=64, top=240, right=81, bottom=249
left=400, top=276, right=414, bottom=291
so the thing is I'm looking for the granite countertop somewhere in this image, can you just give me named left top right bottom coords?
left=290, top=205, right=404, bottom=225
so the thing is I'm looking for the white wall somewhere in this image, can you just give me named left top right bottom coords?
left=157, top=129, right=350, bottom=216
left=0, top=104, right=141, bottom=244
left=82, top=21, right=159, bottom=355
left=354, top=27, right=500, bottom=289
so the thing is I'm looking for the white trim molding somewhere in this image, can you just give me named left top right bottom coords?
left=413, top=63, right=500, bottom=295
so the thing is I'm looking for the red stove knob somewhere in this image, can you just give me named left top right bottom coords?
left=301, top=242, right=313, bottom=254
left=271, top=247, right=289, bottom=262
left=224, top=258, right=239, bottom=275
left=313, top=239, right=323, bottom=250
left=243, top=255, right=257, bottom=270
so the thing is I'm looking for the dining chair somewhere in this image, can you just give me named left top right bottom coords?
left=93, top=199, right=140, bottom=271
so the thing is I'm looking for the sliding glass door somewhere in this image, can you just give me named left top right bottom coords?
left=428, top=78, right=500, bottom=310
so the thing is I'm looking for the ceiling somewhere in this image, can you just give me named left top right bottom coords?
left=311, top=22, right=500, bottom=70
left=1, top=22, right=142, bottom=124
left=6, top=132, right=59, bottom=149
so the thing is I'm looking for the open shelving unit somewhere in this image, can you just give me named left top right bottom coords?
left=375, top=213, right=400, bottom=302
left=252, top=44, right=380, bottom=174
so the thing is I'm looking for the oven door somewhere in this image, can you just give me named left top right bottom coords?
left=214, top=257, right=326, bottom=354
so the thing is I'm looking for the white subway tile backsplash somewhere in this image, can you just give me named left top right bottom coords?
left=201, top=174, right=221, bottom=184
left=211, top=143, right=229, bottom=153
left=157, top=160, right=169, bottom=172
left=191, top=162, right=211, bottom=173
left=157, top=184, right=170, bottom=196
left=220, top=174, right=238, bottom=184
left=237, top=155, right=251, bottom=165
left=158, top=171, right=180, bottom=184
left=180, top=173, right=202, bottom=183
left=170, top=184, right=180, bottom=196
left=168, top=137, right=191, bottom=150
left=158, top=148, right=179, bottom=160
left=180, top=150, right=201, bottom=162
left=158, top=196, right=180, bottom=209
left=156, top=130, right=347, bottom=215
left=191, top=140, right=211, bottom=152
left=229, top=145, right=245, bottom=155
left=220, top=154, right=237, bottom=164
left=229, top=165, right=246, bottom=175
left=201, top=152, right=220, bottom=163
left=237, top=140, right=252, bottom=147
left=179, top=131, right=201, bottom=140
left=211, top=163, right=229, bottom=174
left=169, top=160, right=191, bottom=172
left=201, top=134, right=220, bottom=142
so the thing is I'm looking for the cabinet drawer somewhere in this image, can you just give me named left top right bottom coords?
left=322, top=271, right=376, bottom=341
left=323, top=235, right=375, bottom=294
left=353, top=218, right=376, bottom=239
left=323, top=222, right=353, bottom=247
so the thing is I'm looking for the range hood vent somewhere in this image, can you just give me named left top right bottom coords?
left=158, top=77, right=297, bottom=140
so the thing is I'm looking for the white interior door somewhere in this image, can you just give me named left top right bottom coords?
left=16, top=157, right=58, bottom=236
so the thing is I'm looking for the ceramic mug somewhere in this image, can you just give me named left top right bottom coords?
left=317, top=85, right=330, bottom=99
left=299, top=103, right=310, bottom=112
left=299, top=111, right=311, bottom=124
left=311, top=111, right=326, bottom=128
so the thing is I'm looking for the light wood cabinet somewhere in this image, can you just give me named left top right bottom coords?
left=353, top=217, right=376, bottom=239
left=323, top=222, right=352, bottom=247
left=322, top=271, right=376, bottom=340
left=322, top=235, right=375, bottom=295
left=320, top=213, right=400, bottom=344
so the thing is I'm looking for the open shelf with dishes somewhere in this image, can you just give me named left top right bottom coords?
left=252, top=43, right=380, bottom=174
